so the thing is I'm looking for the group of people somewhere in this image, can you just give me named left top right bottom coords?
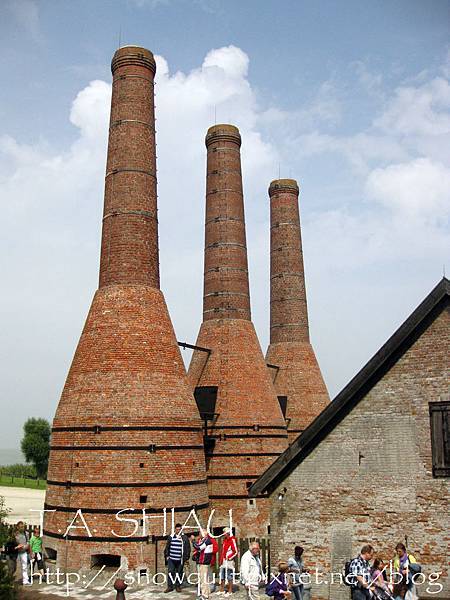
left=163, top=527, right=311, bottom=600
left=348, top=543, right=421, bottom=600
left=2, top=521, right=44, bottom=585
left=243, top=544, right=310, bottom=600
left=164, top=525, right=238, bottom=599
left=2, top=521, right=421, bottom=600
left=164, top=528, right=422, bottom=600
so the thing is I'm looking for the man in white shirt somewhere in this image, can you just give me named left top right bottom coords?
left=240, top=542, right=263, bottom=600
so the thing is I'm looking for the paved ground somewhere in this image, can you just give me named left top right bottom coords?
left=0, top=485, right=45, bottom=524
left=17, top=580, right=246, bottom=599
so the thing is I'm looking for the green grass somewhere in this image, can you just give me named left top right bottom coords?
left=0, top=474, right=46, bottom=490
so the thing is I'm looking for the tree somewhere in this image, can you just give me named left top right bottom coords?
left=20, top=418, right=51, bottom=479
left=0, top=495, right=10, bottom=547
left=0, top=496, right=16, bottom=600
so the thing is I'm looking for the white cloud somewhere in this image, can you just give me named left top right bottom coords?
left=353, top=61, right=385, bottom=100
left=367, top=158, right=450, bottom=225
left=203, top=45, right=249, bottom=78
left=375, top=77, right=450, bottom=137
left=70, top=80, right=111, bottom=140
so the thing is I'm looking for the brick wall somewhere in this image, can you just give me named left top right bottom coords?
left=266, top=179, right=329, bottom=439
left=44, top=47, right=209, bottom=571
left=269, top=304, right=450, bottom=598
left=188, top=125, right=288, bottom=537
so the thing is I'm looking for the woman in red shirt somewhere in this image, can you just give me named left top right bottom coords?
left=218, top=528, right=238, bottom=596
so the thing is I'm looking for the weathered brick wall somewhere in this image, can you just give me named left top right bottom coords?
left=266, top=342, right=330, bottom=440
left=189, top=318, right=288, bottom=536
left=100, top=46, right=159, bottom=288
left=268, top=179, right=309, bottom=345
left=203, top=124, right=251, bottom=321
left=266, top=179, right=329, bottom=439
left=269, top=305, right=449, bottom=598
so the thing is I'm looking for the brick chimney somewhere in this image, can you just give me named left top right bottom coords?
left=266, top=179, right=329, bottom=441
left=44, top=47, right=209, bottom=571
left=99, top=47, right=159, bottom=289
left=188, top=125, right=287, bottom=537
left=202, top=124, right=251, bottom=322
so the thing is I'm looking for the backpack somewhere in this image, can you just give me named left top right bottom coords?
left=210, top=537, right=219, bottom=567
left=408, top=561, right=421, bottom=574
left=406, top=559, right=422, bottom=584
left=265, top=579, right=277, bottom=597
left=343, top=559, right=355, bottom=587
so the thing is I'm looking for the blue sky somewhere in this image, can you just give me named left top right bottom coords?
left=1, top=0, right=449, bottom=449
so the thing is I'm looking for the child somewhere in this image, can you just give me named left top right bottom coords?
left=29, top=526, right=44, bottom=577
left=266, top=562, right=292, bottom=600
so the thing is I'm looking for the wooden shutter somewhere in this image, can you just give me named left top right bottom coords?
left=429, top=401, right=450, bottom=477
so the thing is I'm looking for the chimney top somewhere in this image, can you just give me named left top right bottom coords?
left=111, top=46, right=156, bottom=75
left=269, top=179, right=299, bottom=196
left=205, top=124, right=241, bottom=147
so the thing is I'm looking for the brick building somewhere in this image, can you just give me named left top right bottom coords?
left=187, top=125, right=288, bottom=538
left=43, top=46, right=209, bottom=572
left=266, top=179, right=329, bottom=441
left=251, top=278, right=449, bottom=598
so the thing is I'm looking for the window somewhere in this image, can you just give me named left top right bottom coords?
left=91, top=554, right=121, bottom=569
left=429, top=401, right=450, bottom=477
left=46, top=547, right=57, bottom=562
left=194, top=386, right=218, bottom=420
left=278, top=396, right=288, bottom=418
left=140, top=495, right=148, bottom=503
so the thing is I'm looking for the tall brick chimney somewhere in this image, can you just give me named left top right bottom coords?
left=188, top=125, right=287, bottom=537
left=44, top=47, right=209, bottom=572
left=266, top=179, right=329, bottom=441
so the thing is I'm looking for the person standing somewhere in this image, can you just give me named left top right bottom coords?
left=240, top=542, right=263, bottom=600
left=217, top=527, right=238, bottom=596
left=14, top=521, right=30, bottom=585
left=4, top=531, right=18, bottom=577
left=193, top=528, right=214, bottom=600
left=288, top=546, right=304, bottom=600
left=164, top=523, right=191, bottom=593
left=392, top=543, right=419, bottom=600
left=348, top=544, right=374, bottom=599
left=29, top=526, right=45, bottom=577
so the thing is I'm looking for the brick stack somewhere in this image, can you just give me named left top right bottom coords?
left=43, top=46, right=209, bottom=571
left=188, top=125, right=288, bottom=537
left=266, top=179, right=329, bottom=441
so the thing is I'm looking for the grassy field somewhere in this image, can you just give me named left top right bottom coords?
left=0, top=474, right=46, bottom=490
